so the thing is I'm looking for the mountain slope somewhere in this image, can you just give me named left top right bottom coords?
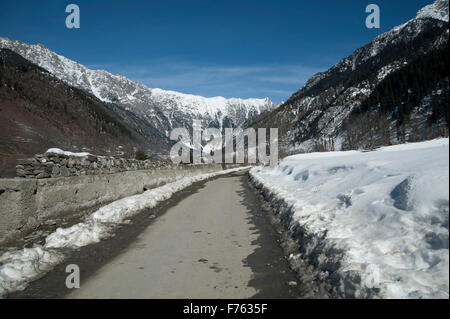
left=252, top=0, right=449, bottom=154
left=0, top=38, right=277, bottom=141
left=0, top=48, right=161, bottom=177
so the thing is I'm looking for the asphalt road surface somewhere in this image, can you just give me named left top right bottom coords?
left=10, top=170, right=307, bottom=299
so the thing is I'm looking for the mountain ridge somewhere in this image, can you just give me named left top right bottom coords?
left=0, top=37, right=277, bottom=138
left=251, top=0, right=449, bottom=154
left=300, top=0, right=449, bottom=94
left=0, top=48, right=162, bottom=177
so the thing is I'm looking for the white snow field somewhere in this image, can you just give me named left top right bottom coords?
left=0, top=166, right=249, bottom=297
left=250, top=139, right=449, bottom=299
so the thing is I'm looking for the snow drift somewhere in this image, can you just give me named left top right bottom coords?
left=250, top=139, right=449, bottom=299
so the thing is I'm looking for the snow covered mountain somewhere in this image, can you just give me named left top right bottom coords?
left=0, top=48, right=164, bottom=177
left=252, top=0, right=449, bottom=154
left=0, top=37, right=277, bottom=147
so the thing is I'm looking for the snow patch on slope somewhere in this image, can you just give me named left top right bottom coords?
left=45, top=148, right=91, bottom=157
left=416, top=0, right=449, bottom=22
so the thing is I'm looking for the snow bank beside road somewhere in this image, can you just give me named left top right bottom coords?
left=250, top=139, right=449, bottom=299
left=0, top=166, right=249, bottom=297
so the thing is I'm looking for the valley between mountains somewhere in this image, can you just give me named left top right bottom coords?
left=0, top=0, right=448, bottom=300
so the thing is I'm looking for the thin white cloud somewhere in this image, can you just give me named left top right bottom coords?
left=86, top=63, right=113, bottom=70
left=255, top=75, right=312, bottom=84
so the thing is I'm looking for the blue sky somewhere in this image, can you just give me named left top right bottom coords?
left=0, top=0, right=432, bottom=102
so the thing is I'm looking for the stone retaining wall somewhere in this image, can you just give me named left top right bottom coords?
left=16, top=151, right=176, bottom=179
left=0, top=164, right=223, bottom=245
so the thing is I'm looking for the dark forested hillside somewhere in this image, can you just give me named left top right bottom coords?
left=0, top=49, right=162, bottom=177
left=341, top=41, right=449, bottom=150
left=250, top=5, right=449, bottom=155
left=355, top=42, right=449, bottom=123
